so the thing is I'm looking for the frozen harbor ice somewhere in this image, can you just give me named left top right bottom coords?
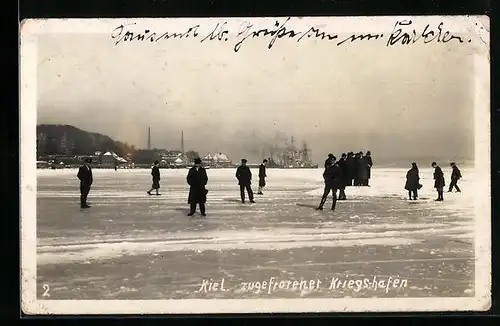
left=36, top=167, right=475, bottom=299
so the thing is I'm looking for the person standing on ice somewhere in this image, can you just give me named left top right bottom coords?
left=431, top=162, right=445, bottom=201
left=405, top=162, right=421, bottom=200
left=336, top=153, right=348, bottom=200
left=353, top=152, right=363, bottom=186
left=187, top=158, right=208, bottom=216
left=316, top=156, right=343, bottom=211
left=236, top=158, right=255, bottom=203
left=257, top=159, right=268, bottom=195
left=147, top=160, right=161, bottom=196
left=358, top=151, right=369, bottom=186
left=77, top=158, right=93, bottom=209
left=345, top=152, right=355, bottom=186
left=448, top=162, right=462, bottom=193
left=364, top=151, right=373, bottom=186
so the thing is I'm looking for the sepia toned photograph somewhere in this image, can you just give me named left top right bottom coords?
left=20, top=16, right=490, bottom=314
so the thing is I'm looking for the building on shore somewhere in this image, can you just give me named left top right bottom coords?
left=101, top=151, right=129, bottom=168
left=159, top=150, right=189, bottom=168
left=202, top=152, right=233, bottom=168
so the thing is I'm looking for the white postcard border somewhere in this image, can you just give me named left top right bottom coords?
left=20, top=16, right=491, bottom=314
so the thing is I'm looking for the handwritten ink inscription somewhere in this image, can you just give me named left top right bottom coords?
left=110, top=17, right=469, bottom=52
left=387, top=20, right=466, bottom=46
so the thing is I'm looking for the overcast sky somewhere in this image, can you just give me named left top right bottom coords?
left=37, top=19, right=476, bottom=164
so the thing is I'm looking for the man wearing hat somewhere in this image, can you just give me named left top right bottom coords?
left=324, top=153, right=334, bottom=169
left=147, top=160, right=161, bottom=196
left=316, top=155, right=343, bottom=211
left=187, top=158, right=208, bottom=216
left=345, top=152, right=355, bottom=186
left=236, top=158, right=255, bottom=203
left=431, top=162, right=445, bottom=201
left=77, top=158, right=93, bottom=209
left=448, top=162, right=462, bottom=193
left=337, top=153, right=348, bottom=200
left=364, top=151, right=373, bottom=186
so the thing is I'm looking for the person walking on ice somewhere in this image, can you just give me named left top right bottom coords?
left=448, top=162, right=462, bottom=193
left=257, top=159, right=267, bottom=195
left=316, top=155, right=343, bottom=211
left=147, top=160, right=161, bottom=196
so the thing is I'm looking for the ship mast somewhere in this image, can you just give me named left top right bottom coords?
left=181, top=130, right=184, bottom=154
left=302, top=140, right=310, bottom=164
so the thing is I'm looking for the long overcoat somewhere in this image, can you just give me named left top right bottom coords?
left=405, top=167, right=420, bottom=191
left=433, top=166, right=445, bottom=189
left=365, top=155, right=373, bottom=179
left=187, top=166, right=208, bottom=204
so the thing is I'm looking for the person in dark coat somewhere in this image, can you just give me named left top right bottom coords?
left=404, top=162, right=421, bottom=200
left=316, top=156, right=343, bottom=211
left=353, top=152, right=362, bottom=186
left=147, top=160, right=161, bottom=196
left=358, top=152, right=369, bottom=186
left=77, top=158, right=93, bottom=208
left=187, top=158, right=208, bottom=216
left=236, top=158, right=255, bottom=203
left=336, top=153, right=348, bottom=200
left=257, top=159, right=268, bottom=195
left=324, top=153, right=334, bottom=169
left=364, top=151, right=373, bottom=186
left=448, top=162, right=462, bottom=192
left=432, top=162, right=445, bottom=201
left=345, top=152, right=355, bottom=186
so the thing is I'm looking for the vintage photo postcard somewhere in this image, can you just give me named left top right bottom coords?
left=20, top=16, right=490, bottom=314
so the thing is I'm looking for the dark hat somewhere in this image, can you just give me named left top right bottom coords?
left=412, top=162, right=417, bottom=167
left=241, top=158, right=247, bottom=163
left=328, top=153, right=334, bottom=158
left=450, top=162, right=456, bottom=166
left=431, top=162, right=437, bottom=166
left=263, top=159, right=268, bottom=163
left=367, top=151, right=371, bottom=155
left=194, top=158, right=202, bottom=164
left=331, top=155, right=337, bottom=161
left=154, top=160, right=159, bottom=165
left=85, top=158, right=92, bottom=163
left=341, top=153, right=346, bottom=157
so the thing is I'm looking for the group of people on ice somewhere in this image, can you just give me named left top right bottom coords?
left=404, top=161, right=462, bottom=201
left=143, top=157, right=269, bottom=216
left=76, top=151, right=462, bottom=215
left=316, top=153, right=463, bottom=211
left=324, top=151, right=373, bottom=187
left=316, top=152, right=372, bottom=211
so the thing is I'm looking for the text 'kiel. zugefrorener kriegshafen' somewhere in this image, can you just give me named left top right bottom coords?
left=110, top=18, right=467, bottom=53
